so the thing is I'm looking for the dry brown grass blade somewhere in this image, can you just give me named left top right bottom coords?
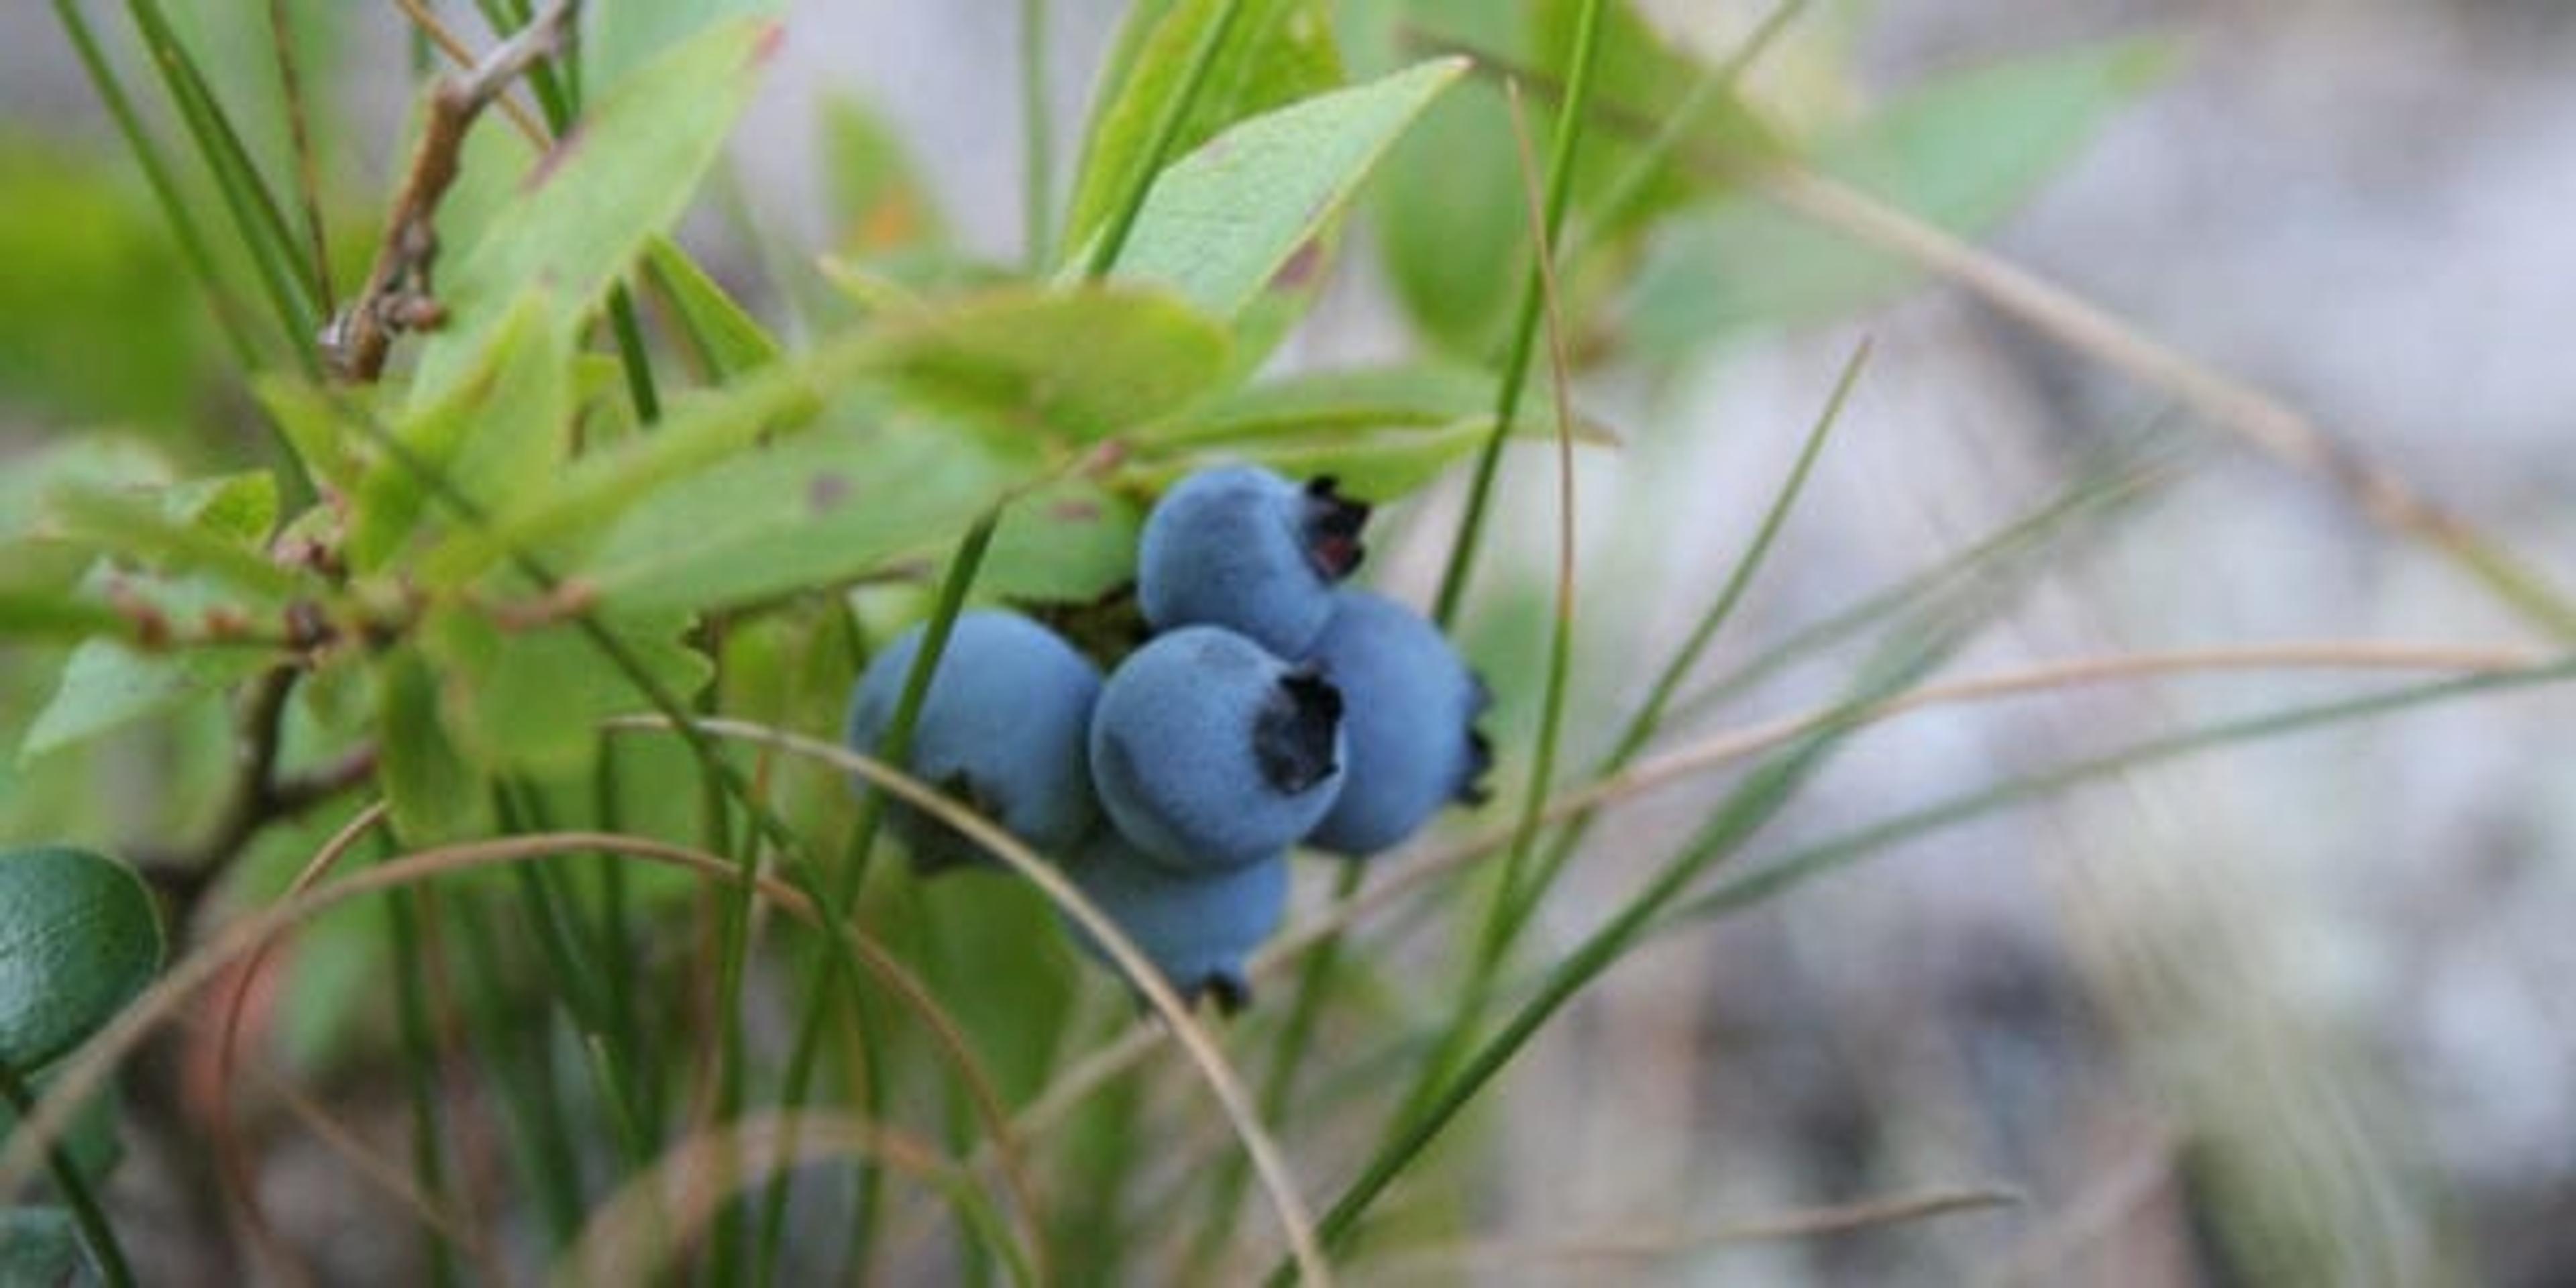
left=604, top=714, right=1336, bottom=1287
left=1749, top=162, right=2576, bottom=643
left=1358, top=1185, right=2018, bottom=1280
left=1004, top=640, right=2541, bottom=1144
left=561, top=1110, right=971, bottom=1285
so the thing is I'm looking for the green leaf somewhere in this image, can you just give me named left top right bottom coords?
left=1080, top=58, right=1466, bottom=322
left=586, top=0, right=784, bottom=91
left=250, top=376, right=372, bottom=497
left=377, top=649, right=492, bottom=846
left=44, top=478, right=296, bottom=603
left=820, top=93, right=947, bottom=255
left=1064, top=0, right=1346, bottom=256
left=419, top=609, right=710, bottom=779
left=983, top=480, right=1144, bottom=603
left=19, top=638, right=269, bottom=764
left=352, top=292, right=574, bottom=571
left=1133, top=416, right=1522, bottom=502
left=643, top=235, right=781, bottom=377
left=0, top=1065, right=124, bottom=1184
left=0, top=845, right=164, bottom=1073
left=574, top=423, right=1001, bottom=615
left=1147, top=361, right=1611, bottom=445
left=1629, top=38, right=2171, bottom=351
left=857, top=286, right=1233, bottom=444
left=415, top=359, right=828, bottom=589
left=0, top=439, right=173, bottom=547
left=411, top=15, right=782, bottom=405
left=0, top=1206, right=93, bottom=1285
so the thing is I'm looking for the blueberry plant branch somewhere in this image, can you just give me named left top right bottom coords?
left=324, top=0, right=580, bottom=381
left=136, top=665, right=379, bottom=916
left=1429, top=0, right=1608, bottom=630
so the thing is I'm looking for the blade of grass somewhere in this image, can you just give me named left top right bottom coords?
left=0, top=1060, right=137, bottom=1288
left=1388, top=76, right=1593, bottom=1140
left=448, top=883, right=587, bottom=1249
left=1439, top=34, right=2576, bottom=645
left=121, top=0, right=325, bottom=354
left=610, top=716, right=1337, bottom=1287
left=1572, top=0, right=1806, bottom=258
left=1430, top=0, right=1608, bottom=629
left=763, top=3, right=1240, bottom=1263
left=1745, top=162, right=2576, bottom=644
left=1081, top=0, right=1247, bottom=280
left=51, top=0, right=268, bottom=372
left=1273, top=606, right=1986, bottom=1282
left=386, top=881, right=466, bottom=1288
left=266, top=0, right=332, bottom=315
left=1672, top=441, right=2176, bottom=722
left=1503, top=339, right=1868, bottom=941
left=0, top=828, right=1046, bottom=1243
left=1664, top=653, right=2576, bottom=928
left=751, top=512, right=1002, bottom=1287
left=994, top=638, right=2534, bottom=1167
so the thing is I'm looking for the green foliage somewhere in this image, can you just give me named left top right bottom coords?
left=15, top=3, right=2506, bottom=1285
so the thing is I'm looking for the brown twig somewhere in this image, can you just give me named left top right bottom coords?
left=140, top=666, right=378, bottom=914
left=323, top=0, right=580, bottom=381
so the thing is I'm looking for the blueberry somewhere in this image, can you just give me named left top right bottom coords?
left=1089, top=625, right=1345, bottom=872
left=1060, top=832, right=1289, bottom=1013
left=1136, top=465, right=1369, bottom=656
left=845, top=610, right=1102, bottom=873
left=1302, top=589, right=1492, bottom=857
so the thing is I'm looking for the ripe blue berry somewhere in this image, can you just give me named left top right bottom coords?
left=845, top=610, right=1102, bottom=873
left=1136, top=465, right=1369, bottom=656
left=1060, top=833, right=1289, bottom=1013
left=1302, top=589, right=1491, bottom=857
left=1089, top=625, right=1345, bottom=872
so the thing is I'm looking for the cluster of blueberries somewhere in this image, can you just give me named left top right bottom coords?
left=845, top=465, right=1489, bottom=1010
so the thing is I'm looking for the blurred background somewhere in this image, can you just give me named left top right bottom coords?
left=5, top=1, right=2575, bottom=1285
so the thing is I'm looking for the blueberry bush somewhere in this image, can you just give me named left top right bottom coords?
left=3, top=1, right=2569, bottom=1284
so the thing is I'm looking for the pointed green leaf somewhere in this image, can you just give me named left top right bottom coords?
left=1065, top=0, right=1345, bottom=254
left=1147, top=362, right=1614, bottom=445
left=0, top=844, right=164, bottom=1073
left=984, top=480, right=1144, bottom=603
left=857, top=286, right=1232, bottom=443
left=576, top=423, right=1000, bottom=614
left=411, top=15, right=782, bottom=404
left=643, top=235, right=781, bottom=377
left=420, top=609, right=710, bottom=779
left=353, top=292, right=573, bottom=570
left=19, top=638, right=270, bottom=764
left=1077, top=58, right=1466, bottom=321
left=377, top=649, right=492, bottom=847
